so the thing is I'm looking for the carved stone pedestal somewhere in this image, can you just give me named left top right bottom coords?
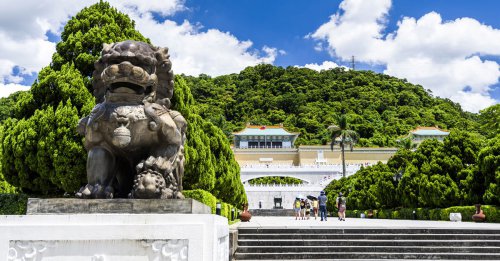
left=0, top=213, right=228, bottom=260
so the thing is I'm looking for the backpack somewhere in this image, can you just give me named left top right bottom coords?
left=337, top=196, right=346, bottom=206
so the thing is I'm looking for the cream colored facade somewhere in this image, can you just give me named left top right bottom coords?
left=233, top=145, right=397, bottom=166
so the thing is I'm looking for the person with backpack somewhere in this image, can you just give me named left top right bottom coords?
left=305, top=199, right=311, bottom=220
left=318, top=191, right=328, bottom=221
left=312, top=198, right=319, bottom=220
left=336, top=192, right=347, bottom=221
left=293, top=198, right=301, bottom=220
left=300, top=199, right=306, bottom=220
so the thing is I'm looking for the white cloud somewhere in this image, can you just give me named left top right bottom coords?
left=309, top=0, right=500, bottom=112
left=450, top=91, right=496, bottom=113
left=0, top=83, right=31, bottom=98
left=123, top=10, right=281, bottom=76
left=111, top=0, right=185, bottom=17
left=0, top=0, right=281, bottom=90
left=302, top=61, right=341, bottom=71
left=0, top=0, right=88, bottom=91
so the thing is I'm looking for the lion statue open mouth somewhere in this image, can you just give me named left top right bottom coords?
left=76, top=40, right=186, bottom=199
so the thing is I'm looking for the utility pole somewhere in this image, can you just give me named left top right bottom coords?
left=351, top=56, right=355, bottom=71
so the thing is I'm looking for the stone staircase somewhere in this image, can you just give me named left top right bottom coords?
left=234, top=227, right=500, bottom=260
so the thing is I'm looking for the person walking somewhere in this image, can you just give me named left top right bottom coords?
left=305, top=199, right=311, bottom=220
left=336, top=192, right=347, bottom=221
left=300, top=199, right=306, bottom=220
left=318, top=191, right=328, bottom=221
left=293, top=198, right=301, bottom=220
left=312, top=198, right=319, bottom=220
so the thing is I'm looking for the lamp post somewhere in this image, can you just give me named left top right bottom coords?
left=216, top=202, right=221, bottom=216
left=393, top=169, right=403, bottom=217
left=393, top=169, right=403, bottom=183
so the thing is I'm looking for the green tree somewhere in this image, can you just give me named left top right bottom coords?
left=329, top=114, right=359, bottom=177
left=1, top=2, right=150, bottom=194
left=478, top=134, right=500, bottom=205
left=1, top=65, right=91, bottom=194
left=172, top=77, right=246, bottom=206
left=52, top=1, right=148, bottom=91
left=396, top=137, right=417, bottom=150
left=478, top=104, right=500, bottom=138
left=0, top=2, right=247, bottom=206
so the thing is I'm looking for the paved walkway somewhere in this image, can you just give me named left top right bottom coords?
left=233, top=216, right=500, bottom=229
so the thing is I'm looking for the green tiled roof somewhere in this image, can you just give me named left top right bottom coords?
left=411, top=129, right=449, bottom=136
left=234, top=127, right=297, bottom=136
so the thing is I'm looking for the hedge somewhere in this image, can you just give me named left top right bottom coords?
left=183, top=189, right=217, bottom=213
left=183, top=189, right=239, bottom=221
left=339, top=205, right=500, bottom=223
left=0, top=193, right=28, bottom=215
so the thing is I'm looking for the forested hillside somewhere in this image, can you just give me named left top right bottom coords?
left=183, top=64, right=478, bottom=146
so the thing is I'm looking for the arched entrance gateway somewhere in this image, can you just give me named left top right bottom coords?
left=233, top=124, right=398, bottom=210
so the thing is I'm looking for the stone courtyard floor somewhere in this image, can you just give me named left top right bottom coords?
left=233, top=216, right=500, bottom=229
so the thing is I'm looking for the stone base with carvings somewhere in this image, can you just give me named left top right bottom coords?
left=27, top=198, right=211, bottom=215
left=0, top=214, right=228, bottom=261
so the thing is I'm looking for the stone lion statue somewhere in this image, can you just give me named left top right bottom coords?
left=76, top=40, right=186, bottom=199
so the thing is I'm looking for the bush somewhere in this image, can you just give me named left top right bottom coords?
left=344, top=205, right=500, bottom=223
left=184, top=189, right=239, bottom=221
left=483, top=205, right=500, bottom=222
left=441, top=206, right=475, bottom=222
left=0, top=193, right=28, bottom=215
left=221, top=202, right=236, bottom=221
left=183, top=189, right=217, bottom=214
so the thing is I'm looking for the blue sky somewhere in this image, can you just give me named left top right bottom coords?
left=0, top=0, right=499, bottom=112
left=167, top=0, right=500, bottom=104
left=171, top=0, right=500, bottom=67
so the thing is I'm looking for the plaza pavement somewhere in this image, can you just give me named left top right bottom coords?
left=233, top=216, right=500, bottom=229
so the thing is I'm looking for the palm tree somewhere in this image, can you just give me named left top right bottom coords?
left=397, top=137, right=417, bottom=150
left=328, top=114, right=359, bottom=178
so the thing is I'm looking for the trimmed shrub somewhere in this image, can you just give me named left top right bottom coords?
left=483, top=205, right=500, bottom=223
left=0, top=193, right=28, bottom=215
left=183, top=189, right=217, bottom=214
left=343, top=205, right=500, bottom=223
left=221, top=202, right=235, bottom=220
left=441, top=206, right=475, bottom=222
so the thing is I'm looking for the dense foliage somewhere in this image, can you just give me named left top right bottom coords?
left=478, top=104, right=500, bottom=139
left=0, top=193, right=28, bottom=215
left=183, top=64, right=477, bottom=146
left=0, top=2, right=246, bottom=206
left=339, top=205, right=500, bottom=223
left=172, top=77, right=246, bottom=206
left=324, top=130, right=500, bottom=210
left=0, top=2, right=143, bottom=195
left=248, top=176, right=303, bottom=185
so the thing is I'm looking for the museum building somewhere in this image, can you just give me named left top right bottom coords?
left=232, top=124, right=398, bottom=210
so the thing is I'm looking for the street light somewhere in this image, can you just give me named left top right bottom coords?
left=216, top=202, right=221, bottom=215
left=393, top=169, right=403, bottom=183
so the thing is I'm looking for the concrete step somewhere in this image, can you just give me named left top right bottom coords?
left=237, top=233, right=500, bottom=240
left=238, top=239, right=500, bottom=247
left=238, top=228, right=500, bottom=234
left=236, top=245, right=500, bottom=253
left=235, top=227, right=500, bottom=260
left=234, top=252, right=500, bottom=260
